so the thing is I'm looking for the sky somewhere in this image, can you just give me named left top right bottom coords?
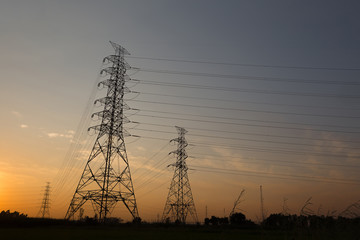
left=0, top=0, right=360, bottom=222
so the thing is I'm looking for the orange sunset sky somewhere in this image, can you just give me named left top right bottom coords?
left=1, top=0, right=360, bottom=222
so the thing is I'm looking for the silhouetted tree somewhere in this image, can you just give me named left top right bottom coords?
left=0, top=210, right=28, bottom=226
left=263, top=213, right=296, bottom=229
left=84, top=216, right=98, bottom=225
left=205, top=216, right=229, bottom=226
left=0, top=210, right=27, bottom=220
left=133, top=217, right=142, bottom=224
left=219, top=217, right=229, bottom=225
left=209, top=216, right=219, bottom=225
left=229, top=212, right=246, bottom=225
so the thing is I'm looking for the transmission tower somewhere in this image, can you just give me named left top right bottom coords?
left=162, top=126, right=198, bottom=224
left=38, top=182, right=51, bottom=218
left=65, top=42, right=139, bottom=221
left=260, top=185, right=265, bottom=222
left=282, top=197, right=290, bottom=216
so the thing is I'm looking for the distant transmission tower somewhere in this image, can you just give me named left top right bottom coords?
left=38, top=182, right=51, bottom=218
left=162, top=126, right=198, bottom=223
left=65, top=42, right=139, bottom=221
left=282, top=197, right=290, bottom=215
left=260, top=185, right=265, bottom=222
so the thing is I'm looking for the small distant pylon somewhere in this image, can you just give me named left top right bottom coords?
left=260, top=185, right=265, bottom=222
left=162, top=126, right=198, bottom=224
left=282, top=197, right=290, bottom=215
left=38, top=182, right=51, bottom=218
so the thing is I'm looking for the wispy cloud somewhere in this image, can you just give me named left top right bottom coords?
left=136, top=146, right=146, bottom=151
left=46, top=130, right=74, bottom=139
left=11, top=111, right=22, bottom=118
left=47, top=133, right=60, bottom=138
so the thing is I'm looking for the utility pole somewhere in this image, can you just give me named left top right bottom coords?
left=65, top=42, right=139, bottom=222
left=260, top=185, right=265, bottom=222
left=39, top=182, right=51, bottom=218
left=162, top=126, right=198, bottom=224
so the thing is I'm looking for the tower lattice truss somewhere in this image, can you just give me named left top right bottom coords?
left=39, top=182, right=51, bottom=218
left=65, top=42, right=139, bottom=221
left=162, top=126, right=198, bottom=223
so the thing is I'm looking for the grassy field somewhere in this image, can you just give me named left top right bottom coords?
left=0, top=225, right=358, bottom=240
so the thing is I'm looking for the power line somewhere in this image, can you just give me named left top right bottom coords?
left=130, top=127, right=360, bottom=151
left=134, top=154, right=171, bottom=188
left=133, top=113, right=360, bottom=134
left=190, top=141, right=360, bottom=159
left=126, top=55, right=360, bottom=72
left=132, top=142, right=170, bottom=175
left=133, top=109, right=360, bottom=131
left=132, top=79, right=360, bottom=98
left=190, top=152, right=360, bottom=170
left=131, top=91, right=360, bottom=111
left=135, top=122, right=360, bottom=144
left=137, top=179, right=170, bottom=198
left=130, top=99, right=360, bottom=119
left=51, top=64, right=104, bottom=200
left=136, top=166, right=169, bottom=191
left=133, top=68, right=360, bottom=86
left=189, top=165, right=360, bottom=185
left=133, top=134, right=359, bottom=160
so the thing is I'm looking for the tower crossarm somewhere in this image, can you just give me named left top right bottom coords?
left=88, top=124, right=109, bottom=134
left=94, top=96, right=112, bottom=106
left=103, top=55, right=131, bottom=69
left=99, top=79, right=131, bottom=92
left=109, top=41, right=130, bottom=55
left=91, top=110, right=112, bottom=120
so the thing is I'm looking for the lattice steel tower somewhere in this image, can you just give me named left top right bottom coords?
left=39, top=182, right=51, bottom=218
left=162, top=126, right=198, bottom=223
left=65, top=42, right=139, bottom=221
